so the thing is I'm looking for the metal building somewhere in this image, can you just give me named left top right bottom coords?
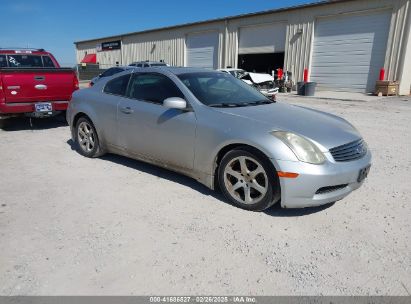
left=74, top=0, right=411, bottom=95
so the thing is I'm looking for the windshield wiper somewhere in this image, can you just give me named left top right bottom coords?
left=208, top=103, right=242, bottom=108
left=247, top=100, right=275, bottom=106
left=208, top=100, right=273, bottom=108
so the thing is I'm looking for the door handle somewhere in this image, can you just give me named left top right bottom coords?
left=120, top=106, right=134, bottom=114
left=34, top=84, right=47, bottom=90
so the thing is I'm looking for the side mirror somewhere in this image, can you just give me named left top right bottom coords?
left=163, top=97, right=187, bottom=110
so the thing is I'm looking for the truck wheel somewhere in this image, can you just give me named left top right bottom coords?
left=74, top=117, right=104, bottom=158
left=0, top=120, right=7, bottom=130
left=218, top=148, right=280, bottom=211
left=56, top=111, right=67, bottom=123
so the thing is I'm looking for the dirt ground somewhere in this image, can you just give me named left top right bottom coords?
left=0, top=95, right=410, bottom=295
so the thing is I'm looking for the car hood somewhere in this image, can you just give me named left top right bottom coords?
left=212, top=102, right=361, bottom=151
left=248, top=73, right=274, bottom=84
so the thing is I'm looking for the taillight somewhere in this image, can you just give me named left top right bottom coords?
left=0, top=80, right=4, bottom=103
left=73, top=76, right=79, bottom=91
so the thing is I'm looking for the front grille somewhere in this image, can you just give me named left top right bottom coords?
left=329, top=139, right=367, bottom=162
left=315, top=184, right=348, bottom=195
left=256, top=83, right=274, bottom=90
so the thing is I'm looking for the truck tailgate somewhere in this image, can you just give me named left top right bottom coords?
left=0, top=68, right=76, bottom=103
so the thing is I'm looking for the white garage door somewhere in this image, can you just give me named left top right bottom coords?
left=186, top=32, right=219, bottom=69
left=239, top=23, right=286, bottom=54
left=311, top=10, right=391, bottom=93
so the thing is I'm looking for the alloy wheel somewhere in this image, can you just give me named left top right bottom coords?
left=77, top=121, right=95, bottom=153
left=223, top=156, right=268, bottom=205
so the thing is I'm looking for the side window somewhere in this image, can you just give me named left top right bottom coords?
left=127, top=73, right=184, bottom=104
left=0, top=55, right=7, bottom=67
left=42, top=56, right=55, bottom=67
left=136, top=63, right=143, bottom=68
left=103, top=74, right=131, bottom=96
left=143, top=64, right=149, bottom=67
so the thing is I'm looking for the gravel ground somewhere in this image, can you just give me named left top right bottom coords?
left=0, top=95, right=410, bottom=295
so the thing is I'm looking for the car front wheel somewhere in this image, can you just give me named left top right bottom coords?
left=218, top=148, right=280, bottom=211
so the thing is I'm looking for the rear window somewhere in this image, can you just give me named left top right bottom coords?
left=101, top=67, right=123, bottom=77
left=7, top=55, right=43, bottom=67
left=42, top=56, right=55, bottom=67
left=0, top=55, right=7, bottom=67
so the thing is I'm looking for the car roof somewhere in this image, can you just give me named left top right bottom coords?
left=108, top=66, right=133, bottom=70
left=0, top=49, right=51, bottom=55
left=102, top=67, right=223, bottom=79
left=131, top=61, right=167, bottom=64
left=219, top=68, right=244, bottom=72
left=91, top=67, right=226, bottom=89
left=151, top=67, right=223, bottom=75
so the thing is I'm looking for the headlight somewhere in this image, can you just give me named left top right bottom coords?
left=271, top=131, right=325, bottom=164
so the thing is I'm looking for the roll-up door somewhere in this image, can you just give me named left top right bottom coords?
left=310, top=10, right=391, bottom=93
left=186, top=31, right=219, bottom=69
left=238, top=23, right=286, bottom=54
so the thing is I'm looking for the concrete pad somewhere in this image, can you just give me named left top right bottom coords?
left=280, top=91, right=407, bottom=102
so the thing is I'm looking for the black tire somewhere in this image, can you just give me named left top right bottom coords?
left=0, top=120, right=6, bottom=130
left=52, top=111, right=67, bottom=124
left=218, top=148, right=280, bottom=211
left=74, top=116, right=104, bottom=158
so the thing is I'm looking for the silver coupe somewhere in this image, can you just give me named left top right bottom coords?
left=67, top=67, right=371, bottom=211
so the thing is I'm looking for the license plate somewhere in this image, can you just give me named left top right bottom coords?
left=357, top=165, right=371, bottom=183
left=35, top=102, right=52, bottom=112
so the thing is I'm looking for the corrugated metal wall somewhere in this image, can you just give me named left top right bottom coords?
left=75, top=0, right=410, bottom=92
left=122, top=33, right=185, bottom=67
left=121, top=21, right=225, bottom=67
left=386, top=0, right=410, bottom=81
left=75, top=41, right=97, bottom=64
left=398, top=1, right=411, bottom=94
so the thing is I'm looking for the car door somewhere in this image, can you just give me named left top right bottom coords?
left=117, top=72, right=196, bottom=170
left=98, top=73, right=132, bottom=147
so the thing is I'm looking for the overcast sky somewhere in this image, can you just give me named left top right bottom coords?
left=2, top=0, right=318, bottom=66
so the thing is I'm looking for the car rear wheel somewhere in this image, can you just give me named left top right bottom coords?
left=75, top=117, right=104, bottom=158
left=218, top=148, right=280, bottom=211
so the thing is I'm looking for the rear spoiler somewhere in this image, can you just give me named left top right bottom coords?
left=0, top=67, right=75, bottom=73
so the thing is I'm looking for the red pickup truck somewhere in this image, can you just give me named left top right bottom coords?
left=0, top=48, right=79, bottom=127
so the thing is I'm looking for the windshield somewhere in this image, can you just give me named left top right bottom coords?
left=150, top=63, right=167, bottom=66
left=178, top=72, right=271, bottom=107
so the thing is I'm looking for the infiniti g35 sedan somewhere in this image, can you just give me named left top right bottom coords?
left=67, top=67, right=371, bottom=211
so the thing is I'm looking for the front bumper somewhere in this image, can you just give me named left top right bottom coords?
left=260, top=89, right=278, bottom=97
left=272, top=150, right=372, bottom=208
